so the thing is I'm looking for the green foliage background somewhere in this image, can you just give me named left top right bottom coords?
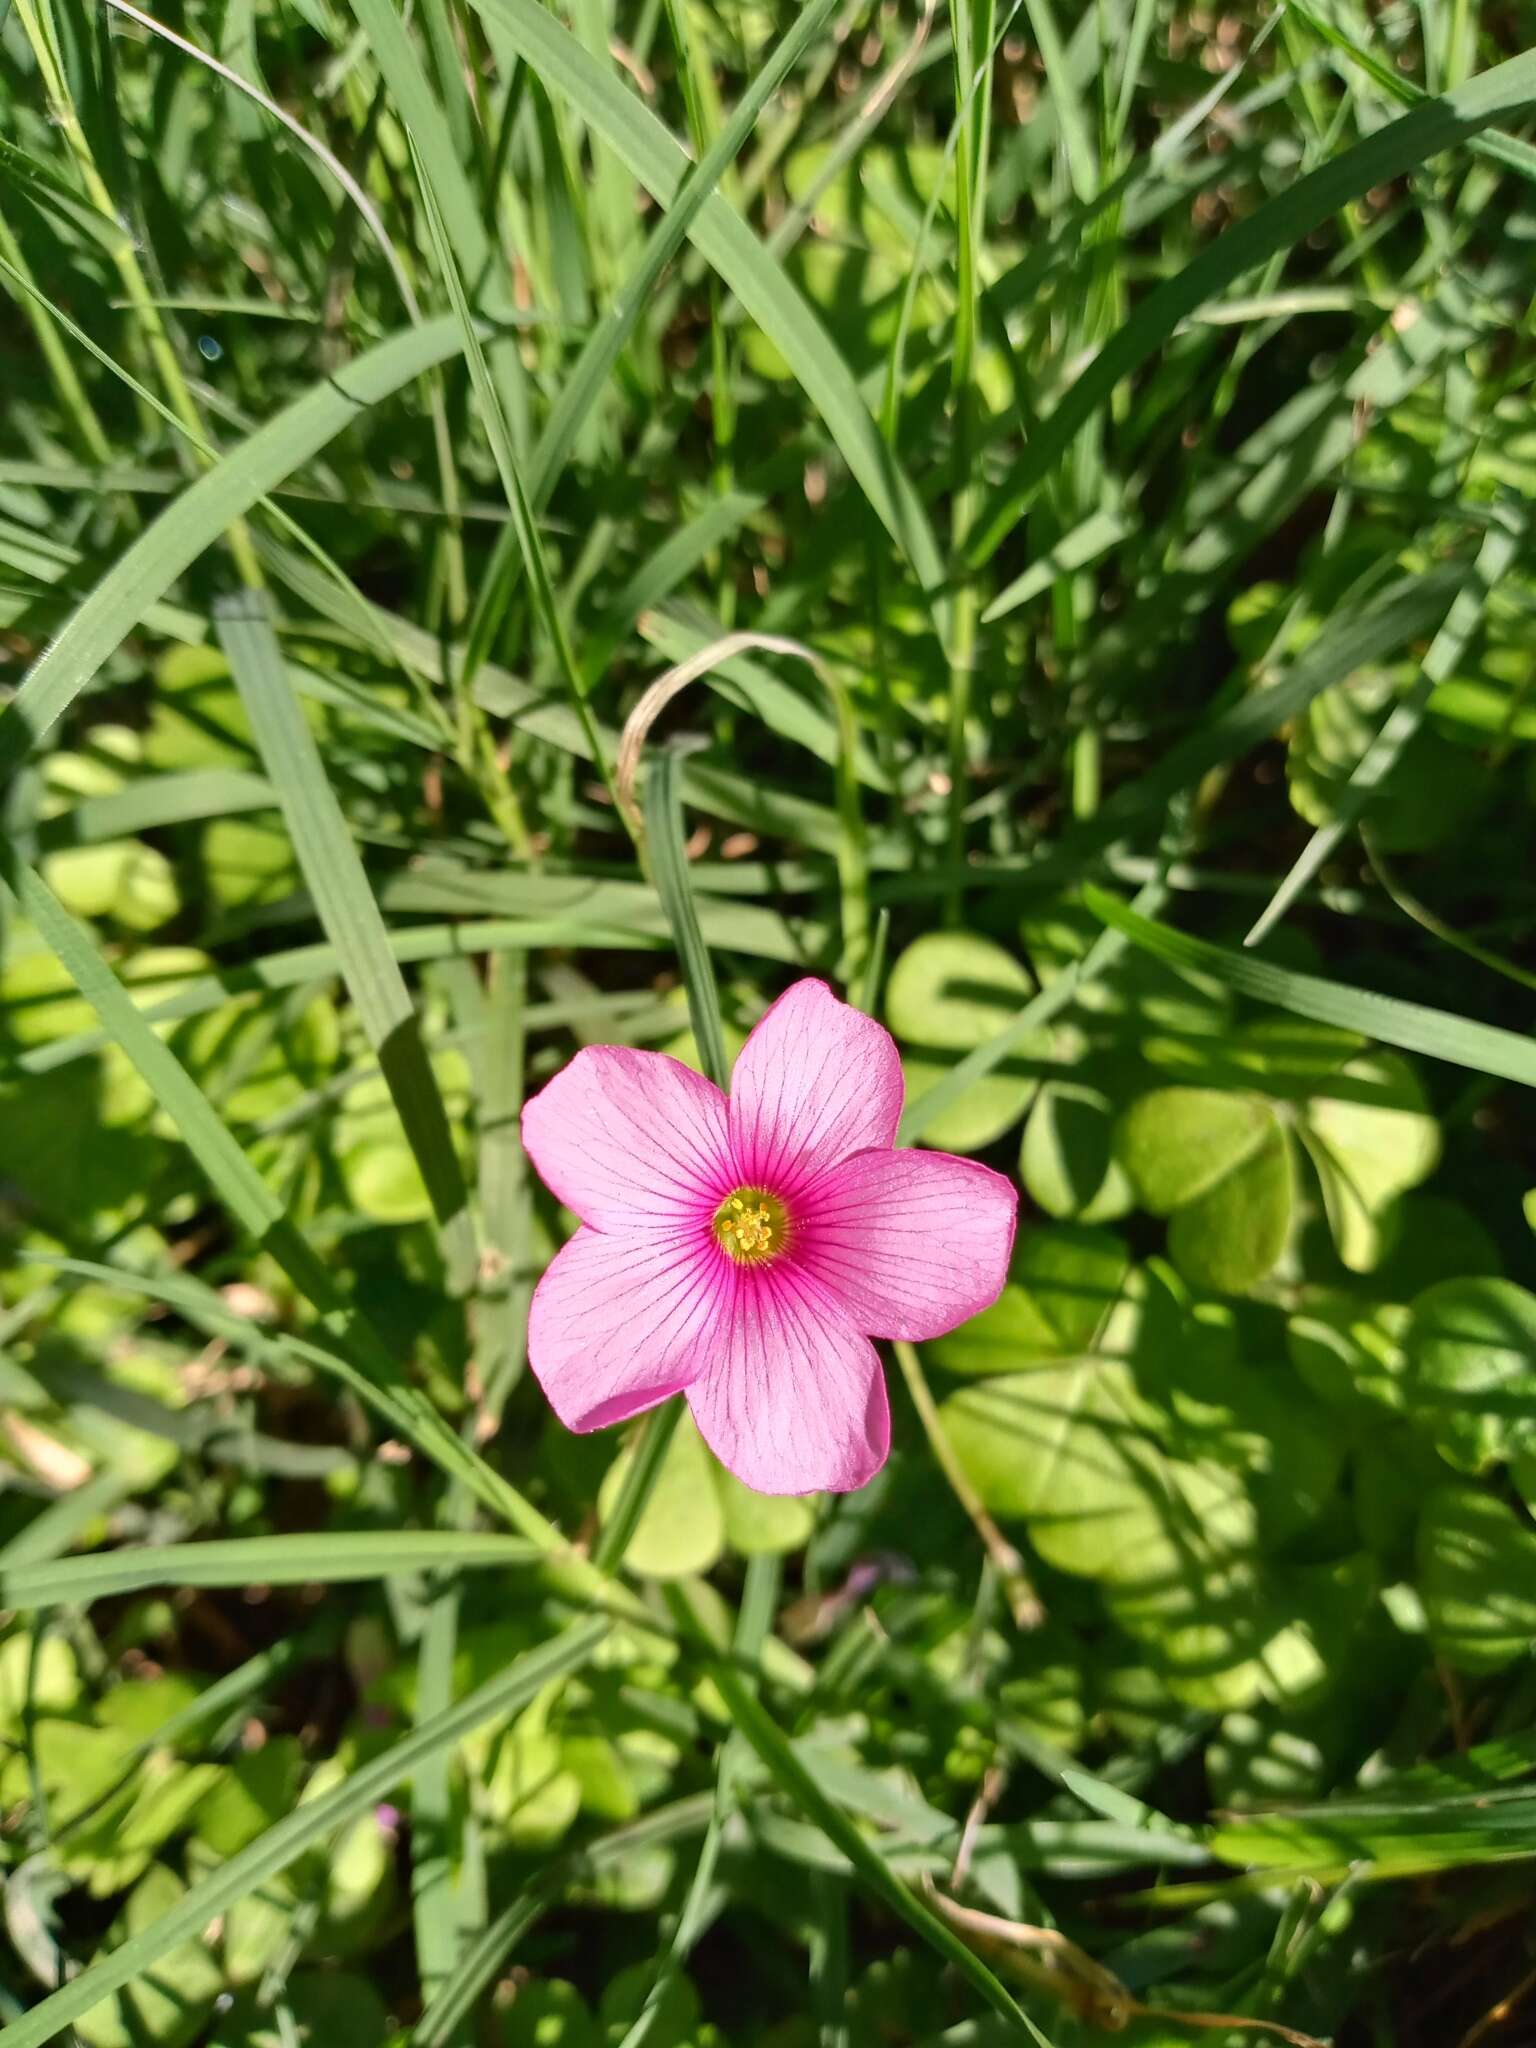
left=2, top=0, right=1536, bottom=2043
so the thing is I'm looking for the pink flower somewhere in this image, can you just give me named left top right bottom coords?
left=520, top=979, right=1017, bottom=1495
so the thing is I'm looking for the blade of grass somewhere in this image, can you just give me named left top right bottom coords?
left=347, top=0, right=528, bottom=436
left=1, top=1532, right=541, bottom=1607
left=0, top=196, right=113, bottom=464
left=475, top=949, right=532, bottom=1405
left=20, top=1251, right=639, bottom=1619
left=103, top=0, right=423, bottom=316
left=0, top=853, right=645, bottom=1623
left=1365, top=835, right=1536, bottom=998
left=405, top=131, right=616, bottom=811
left=529, top=0, right=839, bottom=521
left=1244, top=504, right=1524, bottom=945
left=0, top=314, right=464, bottom=784
left=13, top=0, right=263, bottom=587
left=643, top=745, right=730, bottom=1090
left=135, top=1632, right=327, bottom=1756
left=970, top=47, right=1536, bottom=558
left=95, top=0, right=479, bottom=645
left=0, top=1472, right=137, bottom=1574
left=1287, top=0, right=1536, bottom=184
left=218, top=590, right=478, bottom=1294
left=463, top=0, right=945, bottom=600
left=1043, top=564, right=1464, bottom=877
left=411, top=1795, right=718, bottom=2047
left=0, top=243, right=460, bottom=739
left=587, top=730, right=740, bottom=1564
left=980, top=505, right=1132, bottom=623
left=711, top=1663, right=1054, bottom=2047
left=900, top=865, right=1171, bottom=1144
left=591, top=1402, right=686, bottom=1576
left=620, top=1556, right=783, bottom=2048
left=942, top=0, right=991, bottom=917
left=412, top=1583, right=468, bottom=2044
left=27, top=768, right=276, bottom=846
left=1082, top=886, right=1536, bottom=1089
left=0, top=1616, right=610, bottom=2048
left=9, top=920, right=669, bottom=1077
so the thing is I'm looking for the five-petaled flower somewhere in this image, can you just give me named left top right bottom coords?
left=520, top=979, right=1018, bottom=1495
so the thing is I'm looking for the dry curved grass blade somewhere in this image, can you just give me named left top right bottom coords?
left=615, top=631, right=820, bottom=835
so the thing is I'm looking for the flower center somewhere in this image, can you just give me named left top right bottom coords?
left=712, top=1187, right=789, bottom=1265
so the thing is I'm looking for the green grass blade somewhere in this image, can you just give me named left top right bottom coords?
left=970, top=48, right=1536, bottom=557
left=528, top=0, right=839, bottom=517
left=0, top=1617, right=610, bottom=2048
left=1021, top=0, right=1098, bottom=204
left=1051, top=564, right=1464, bottom=871
left=462, top=0, right=944, bottom=597
left=644, top=746, right=730, bottom=1091
left=1082, top=887, right=1536, bottom=1088
left=0, top=1472, right=136, bottom=1573
left=28, top=769, right=276, bottom=845
left=899, top=868, right=1169, bottom=1144
left=591, top=1401, right=686, bottom=1575
left=411, top=1797, right=717, bottom=2047
left=620, top=1556, right=781, bottom=2048
left=475, top=949, right=532, bottom=1406
left=980, top=506, right=1133, bottom=623
left=0, top=851, right=580, bottom=1566
left=1244, top=507, right=1524, bottom=946
left=1, top=1531, right=541, bottom=1607
left=347, top=0, right=528, bottom=432
left=711, top=1665, right=1053, bottom=2047
left=406, top=130, right=613, bottom=797
left=1287, top=0, right=1536, bottom=184
left=412, top=1584, right=468, bottom=2043
left=0, top=315, right=462, bottom=782
left=10, top=921, right=667, bottom=1077
left=218, top=591, right=478, bottom=1292
left=24, top=1253, right=548, bottom=1554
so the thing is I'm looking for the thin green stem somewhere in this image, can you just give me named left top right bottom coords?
left=830, top=673, right=871, bottom=994
left=943, top=0, right=989, bottom=921
left=0, top=199, right=114, bottom=466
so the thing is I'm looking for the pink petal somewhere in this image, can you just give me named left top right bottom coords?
left=794, top=1147, right=1017, bottom=1340
left=728, top=979, right=904, bottom=1195
left=521, top=1046, right=732, bottom=1231
left=686, top=1264, right=889, bottom=1494
left=527, top=1225, right=723, bottom=1431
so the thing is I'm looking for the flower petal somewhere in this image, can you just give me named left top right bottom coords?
left=794, top=1147, right=1017, bottom=1340
left=522, top=1045, right=732, bottom=1231
left=728, top=979, right=904, bottom=1194
left=686, top=1264, right=889, bottom=1494
left=527, top=1225, right=722, bottom=1431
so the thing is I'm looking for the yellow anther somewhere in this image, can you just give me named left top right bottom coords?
left=712, top=1187, right=788, bottom=1265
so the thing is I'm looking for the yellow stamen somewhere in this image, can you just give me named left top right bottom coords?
left=713, top=1187, right=788, bottom=1264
